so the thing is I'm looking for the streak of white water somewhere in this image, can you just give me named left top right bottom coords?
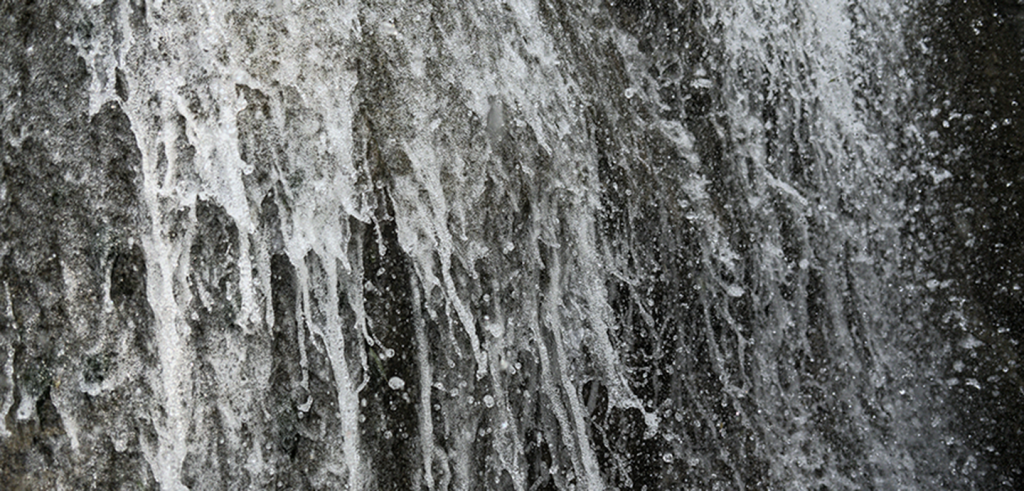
left=43, top=0, right=969, bottom=489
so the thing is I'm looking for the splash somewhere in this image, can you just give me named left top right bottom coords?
left=0, top=0, right=1007, bottom=489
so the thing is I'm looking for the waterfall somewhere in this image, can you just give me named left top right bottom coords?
left=1, top=0, right=1021, bottom=489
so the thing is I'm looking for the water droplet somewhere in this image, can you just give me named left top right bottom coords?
left=483, top=395, right=495, bottom=408
left=388, top=377, right=406, bottom=390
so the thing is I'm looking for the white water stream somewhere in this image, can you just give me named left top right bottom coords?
left=1, top=0, right=1006, bottom=489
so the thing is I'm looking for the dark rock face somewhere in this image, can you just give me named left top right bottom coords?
left=0, top=0, right=1020, bottom=489
left=908, top=0, right=1024, bottom=485
left=1, top=2, right=154, bottom=488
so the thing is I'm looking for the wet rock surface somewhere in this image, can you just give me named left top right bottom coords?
left=1, top=0, right=1021, bottom=489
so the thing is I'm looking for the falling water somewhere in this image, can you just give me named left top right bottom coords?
left=1, top=0, right=1021, bottom=489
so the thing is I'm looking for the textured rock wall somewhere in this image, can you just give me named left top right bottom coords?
left=0, top=0, right=1021, bottom=489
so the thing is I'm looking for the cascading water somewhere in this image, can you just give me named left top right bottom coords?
left=1, top=0, right=1021, bottom=489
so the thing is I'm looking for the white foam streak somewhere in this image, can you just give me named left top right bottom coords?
left=49, top=0, right=939, bottom=487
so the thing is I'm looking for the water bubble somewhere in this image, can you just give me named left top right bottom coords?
left=485, top=322, right=504, bottom=338
left=662, top=453, right=674, bottom=463
left=959, top=335, right=983, bottom=350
